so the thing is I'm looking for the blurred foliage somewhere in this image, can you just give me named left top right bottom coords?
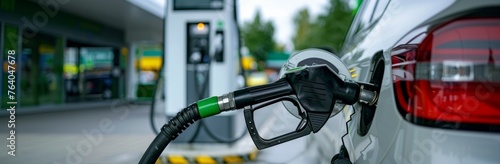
left=274, top=43, right=286, bottom=53
left=241, top=10, right=275, bottom=70
left=292, top=0, right=354, bottom=52
left=292, top=8, right=312, bottom=51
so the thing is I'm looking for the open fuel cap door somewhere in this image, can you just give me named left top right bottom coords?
left=278, top=48, right=351, bottom=119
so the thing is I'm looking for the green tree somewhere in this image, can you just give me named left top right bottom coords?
left=292, top=8, right=314, bottom=50
left=292, top=0, right=354, bottom=52
left=241, top=10, right=275, bottom=70
left=274, top=43, right=286, bottom=53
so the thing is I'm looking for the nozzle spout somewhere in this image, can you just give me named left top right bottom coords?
left=359, top=88, right=378, bottom=106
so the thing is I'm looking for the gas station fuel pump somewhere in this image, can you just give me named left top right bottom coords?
left=141, top=1, right=380, bottom=163
left=164, top=0, right=243, bottom=143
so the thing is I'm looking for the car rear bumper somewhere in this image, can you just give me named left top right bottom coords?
left=383, top=120, right=500, bottom=164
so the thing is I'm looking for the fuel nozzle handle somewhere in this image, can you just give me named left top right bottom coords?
left=217, top=65, right=378, bottom=113
left=235, top=65, right=378, bottom=149
left=214, top=65, right=378, bottom=150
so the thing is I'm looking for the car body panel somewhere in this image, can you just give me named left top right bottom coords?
left=314, top=0, right=500, bottom=163
left=342, top=0, right=456, bottom=162
left=384, top=120, right=500, bottom=164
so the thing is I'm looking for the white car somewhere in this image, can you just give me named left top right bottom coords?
left=314, top=0, right=500, bottom=163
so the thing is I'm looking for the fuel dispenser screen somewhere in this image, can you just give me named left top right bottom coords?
left=187, top=22, right=210, bottom=64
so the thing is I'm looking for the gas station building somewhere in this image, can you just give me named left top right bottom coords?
left=0, top=0, right=164, bottom=109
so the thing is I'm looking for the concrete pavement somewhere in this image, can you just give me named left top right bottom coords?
left=0, top=100, right=322, bottom=164
left=0, top=101, right=157, bottom=164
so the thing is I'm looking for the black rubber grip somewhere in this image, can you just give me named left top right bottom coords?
left=233, top=78, right=293, bottom=109
left=161, top=103, right=201, bottom=140
left=139, top=103, right=201, bottom=164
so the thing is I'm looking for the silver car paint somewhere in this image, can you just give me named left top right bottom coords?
left=313, top=0, right=500, bottom=163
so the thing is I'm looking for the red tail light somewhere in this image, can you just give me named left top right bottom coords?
left=392, top=18, right=500, bottom=131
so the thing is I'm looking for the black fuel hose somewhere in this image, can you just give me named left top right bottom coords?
left=140, top=103, right=201, bottom=163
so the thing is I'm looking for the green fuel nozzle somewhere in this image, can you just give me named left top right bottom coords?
left=140, top=65, right=378, bottom=163
left=215, top=64, right=377, bottom=113
left=195, top=65, right=377, bottom=149
left=223, top=65, right=377, bottom=149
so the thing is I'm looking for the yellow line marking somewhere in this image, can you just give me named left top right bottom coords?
left=168, top=155, right=188, bottom=164
left=248, top=150, right=258, bottom=161
left=223, top=156, right=243, bottom=164
left=196, top=155, right=216, bottom=164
